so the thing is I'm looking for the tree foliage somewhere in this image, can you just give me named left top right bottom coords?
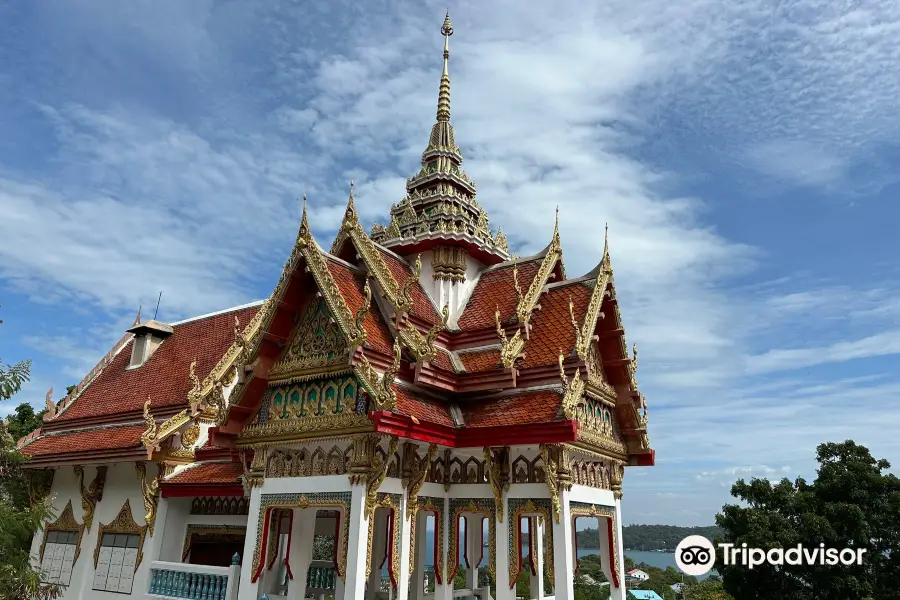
left=0, top=308, right=61, bottom=599
left=716, top=440, right=900, bottom=600
left=577, top=524, right=724, bottom=550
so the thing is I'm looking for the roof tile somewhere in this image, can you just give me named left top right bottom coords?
left=521, top=283, right=592, bottom=368
left=166, top=461, right=243, bottom=485
left=326, top=258, right=393, bottom=355
left=457, top=258, right=542, bottom=330
left=53, top=305, right=260, bottom=423
left=458, top=348, right=501, bottom=372
left=377, top=248, right=440, bottom=323
left=20, top=424, right=145, bottom=457
left=392, top=385, right=454, bottom=427
left=460, top=390, right=562, bottom=427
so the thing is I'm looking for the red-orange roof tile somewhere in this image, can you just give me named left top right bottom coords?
left=457, top=258, right=543, bottom=330
left=53, top=305, right=260, bottom=423
left=377, top=247, right=440, bottom=323
left=166, top=462, right=243, bottom=485
left=460, top=390, right=562, bottom=428
left=521, top=283, right=592, bottom=368
left=459, top=348, right=501, bottom=372
left=19, top=424, right=145, bottom=457
left=326, top=258, right=393, bottom=355
left=392, top=385, right=454, bottom=427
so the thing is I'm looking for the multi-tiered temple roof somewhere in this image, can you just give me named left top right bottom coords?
left=20, top=13, right=653, bottom=485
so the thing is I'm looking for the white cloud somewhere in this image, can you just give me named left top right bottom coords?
left=3, top=0, right=900, bottom=526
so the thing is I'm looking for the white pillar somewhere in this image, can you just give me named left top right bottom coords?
left=412, top=511, right=427, bottom=600
left=612, top=498, right=627, bottom=600
left=433, top=498, right=452, bottom=600
left=494, top=499, right=513, bottom=600
left=341, top=485, right=370, bottom=600
left=464, top=514, right=481, bottom=590
left=396, top=495, right=414, bottom=600
left=367, top=509, right=388, bottom=600
left=237, top=488, right=263, bottom=600
left=551, top=490, right=575, bottom=600
left=530, top=518, right=545, bottom=600
left=287, top=509, right=317, bottom=600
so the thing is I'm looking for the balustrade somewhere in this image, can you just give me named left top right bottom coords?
left=147, top=554, right=240, bottom=600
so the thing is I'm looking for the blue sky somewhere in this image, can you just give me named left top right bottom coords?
left=1, top=0, right=899, bottom=526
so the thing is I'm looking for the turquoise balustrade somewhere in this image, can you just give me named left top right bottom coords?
left=306, top=564, right=337, bottom=590
left=148, top=560, right=238, bottom=600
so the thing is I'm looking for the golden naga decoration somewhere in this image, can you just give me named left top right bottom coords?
left=43, top=387, right=57, bottom=420
left=398, top=254, right=422, bottom=309
left=399, top=304, right=449, bottom=362
left=495, top=306, right=525, bottom=369
left=187, top=359, right=203, bottom=415
left=134, top=462, right=161, bottom=537
left=94, top=499, right=147, bottom=569
left=405, top=444, right=438, bottom=521
left=239, top=450, right=263, bottom=496
left=355, top=279, right=373, bottom=334
left=559, top=350, right=586, bottom=420
left=140, top=396, right=192, bottom=459
left=515, top=211, right=564, bottom=336
left=347, top=435, right=400, bottom=520
left=74, top=465, right=107, bottom=531
left=354, top=338, right=401, bottom=411
left=540, top=444, right=573, bottom=523
left=484, top=447, right=510, bottom=522
left=27, top=469, right=54, bottom=505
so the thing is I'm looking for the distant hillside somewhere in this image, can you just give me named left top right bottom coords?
left=577, top=524, right=724, bottom=550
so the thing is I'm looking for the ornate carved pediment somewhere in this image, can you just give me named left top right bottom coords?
left=94, top=499, right=148, bottom=569
left=40, top=500, right=86, bottom=566
left=271, top=299, right=350, bottom=378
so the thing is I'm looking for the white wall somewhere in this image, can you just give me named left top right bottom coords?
left=30, top=462, right=160, bottom=600
left=413, top=249, right=483, bottom=328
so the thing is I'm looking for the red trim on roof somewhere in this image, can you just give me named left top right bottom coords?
left=370, top=410, right=577, bottom=448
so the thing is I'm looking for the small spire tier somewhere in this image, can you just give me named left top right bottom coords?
left=371, top=12, right=509, bottom=266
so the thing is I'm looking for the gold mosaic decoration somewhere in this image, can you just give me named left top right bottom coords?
left=266, top=445, right=350, bottom=478
left=74, top=465, right=107, bottom=531
left=397, top=305, right=449, bottom=363
left=93, top=499, right=147, bottom=569
left=271, top=299, right=350, bottom=378
left=508, top=499, right=555, bottom=587
left=447, top=498, right=496, bottom=582
left=353, top=339, right=401, bottom=411
left=409, top=496, right=444, bottom=581
left=39, top=500, right=85, bottom=566
left=540, top=444, right=573, bottom=523
left=250, top=492, right=352, bottom=582
left=365, top=493, right=402, bottom=589
left=570, top=502, right=621, bottom=586
left=484, top=447, right=509, bottom=522
left=141, top=397, right=192, bottom=459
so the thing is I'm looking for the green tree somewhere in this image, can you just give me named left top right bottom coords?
left=682, top=577, right=733, bottom=600
left=0, top=307, right=61, bottom=599
left=716, top=440, right=900, bottom=600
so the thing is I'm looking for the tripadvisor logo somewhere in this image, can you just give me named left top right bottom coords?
left=675, top=536, right=867, bottom=576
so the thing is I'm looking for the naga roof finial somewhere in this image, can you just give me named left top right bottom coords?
left=437, top=11, right=454, bottom=122
left=299, top=194, right=310, bottom=240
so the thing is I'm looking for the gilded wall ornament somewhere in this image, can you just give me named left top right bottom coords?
left=74, top=465, right=107, bottom=531
left=540, top=444, right=572, bottom=523
left=271, top=300, right=350, bottom=377
left=405, top=444, right=437, bottom=521
left=508, top=498, right=555, bottom=586
left=447, top=498, right=496, bottom=582
left=484, top=447, right=510, bottom=522
left=559, top=351, right=586, bottom=421
left=353, top=339, right=400, bottom=411
left=181, top=422, right=200, bottom=449
left=93, top=499, right=147, bottom=570
left=39, top=500, right=85, bottom=566
left=570, top=502, right=621, bottom=587
left=27, top=469, right=54, bottom=505
left=410, top=496, right=444, bottom=580
left=134, top=462, right=160, bottom=536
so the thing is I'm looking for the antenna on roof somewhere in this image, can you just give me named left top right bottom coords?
left=153, top=291, right=162, bottom=321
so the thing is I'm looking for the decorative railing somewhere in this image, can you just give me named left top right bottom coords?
left=306, top=560, right=337, bottom=593
left=147, top=555, right=240, bottom=600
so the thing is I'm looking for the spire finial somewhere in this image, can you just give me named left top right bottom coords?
left=299, top=195, right=310, bottom=238
left=602, top=222, right=610, bottom=264
left=553, top=206, right=560, bottom=242
left=436, top=12, right=454, bottom=122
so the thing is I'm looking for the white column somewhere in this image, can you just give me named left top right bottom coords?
left=551, top=490, right=575, bottom=600
left=530, top=518, right=545, bottom=600
left=612, top=498, right=627, bottom=600
left=367, top=509, right=388, bottom=600
left=237, top=488, right=263, bottom=600
left=412, top=511, right=427, bottom=600
left=464, top=514, right=480, bottom=590
left=287, top=509, right=317, bottom=600
left=341, top=485, right=369, bottom=600
left=433, top=497, right=452, bottom=600
left=396, top=496, right=414, bottom=600
left=494, top=499, right=513, bottom=600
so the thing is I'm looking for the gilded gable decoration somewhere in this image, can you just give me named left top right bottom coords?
left=353, top=338, right=401, bottom=411
left=398, top=304, right=448, bottom=363
left=559, top=351, right=586, bottom=420
left=93, top=499, right=147, bottom=569
left=485, top=446, right=510, bottom=522
left=540, top=444, right=572, bottom=523
left=515, top=213, right=563, bottom=337
left=405, top=443, right=437, bottom=521
left=39, top=500, right=86, bottom=566
left=74, top=465, right=107, bottom=531
left=271, top=299, right=350, bottom=378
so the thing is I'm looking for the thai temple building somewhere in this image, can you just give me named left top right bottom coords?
left=18, top=13, right=654, bottom=600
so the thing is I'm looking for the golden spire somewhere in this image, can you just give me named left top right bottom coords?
left=437, top=11, right=453, bottom=122
left=553, top=206, right=560, bottom=243
left=298, top=194, right=311, bottom=243
left=601, top=222, right=610, bottom=266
